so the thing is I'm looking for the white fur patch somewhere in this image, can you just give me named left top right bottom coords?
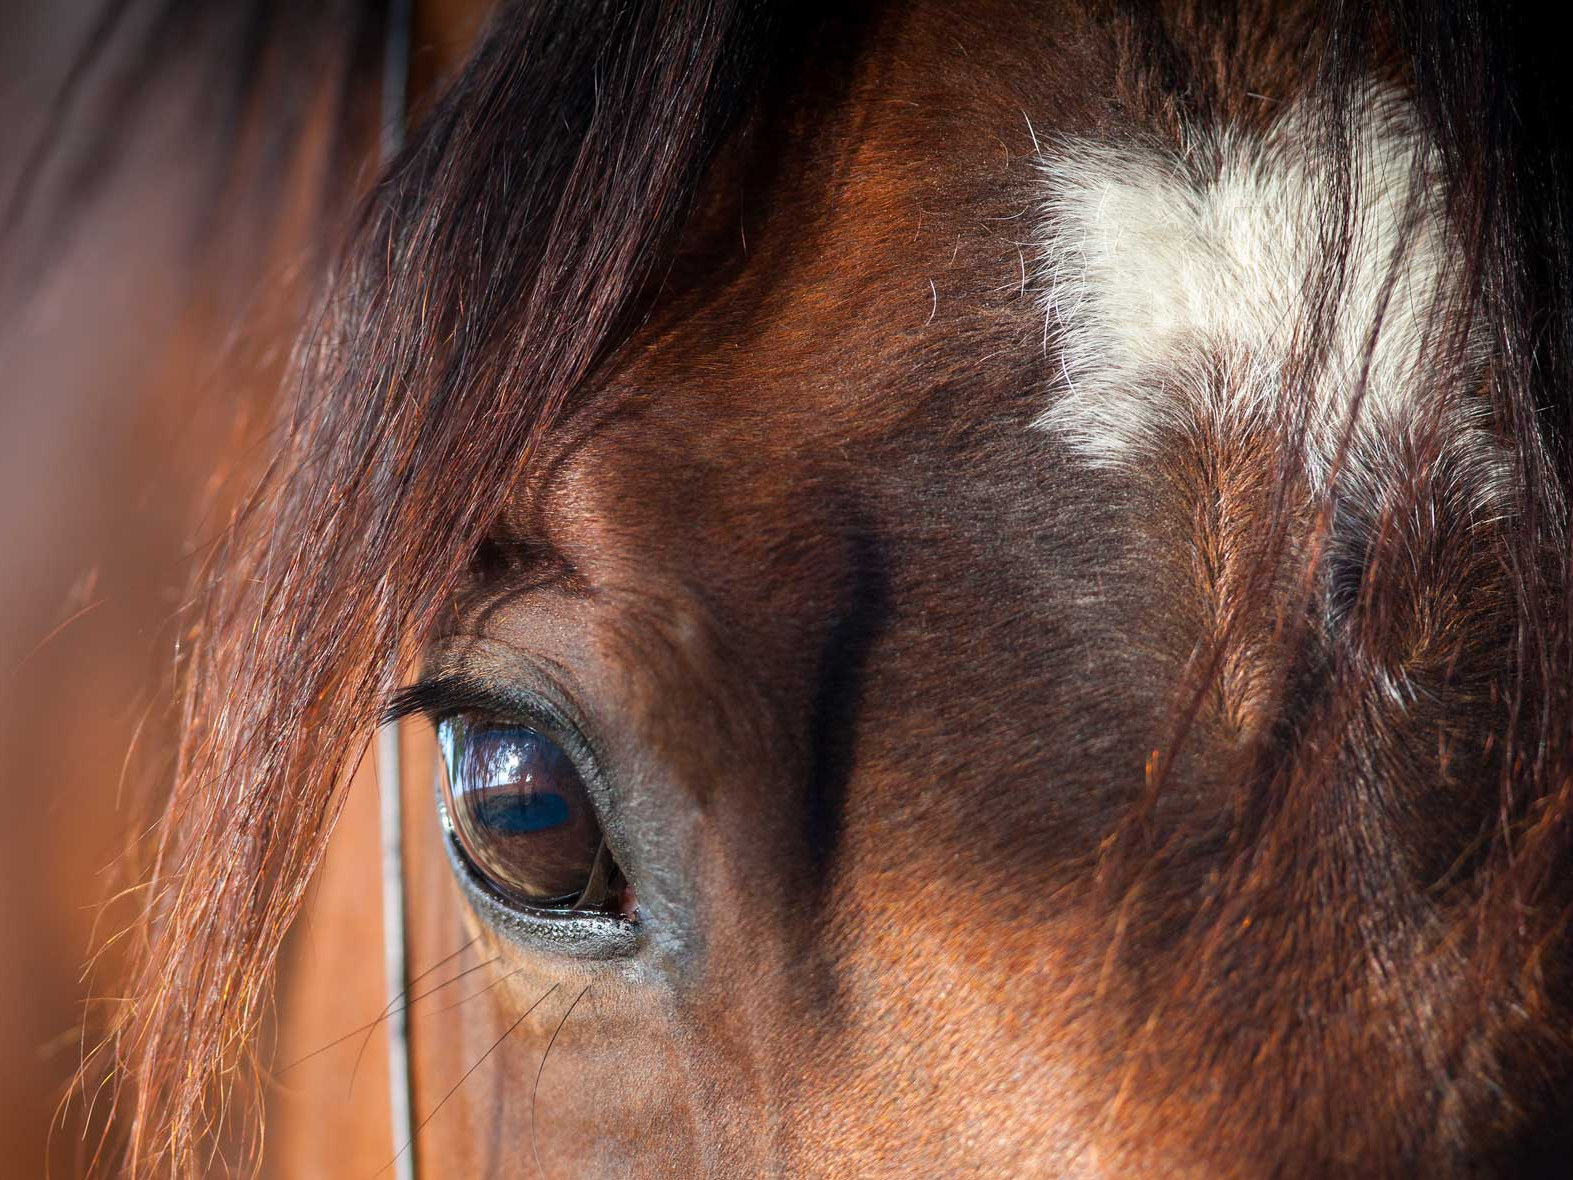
left=1034, top=90, right=1505, bottom=506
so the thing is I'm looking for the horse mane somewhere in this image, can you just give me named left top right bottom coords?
left=30, top=0, right=1571, bottom=1174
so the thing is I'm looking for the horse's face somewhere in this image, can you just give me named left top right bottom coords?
left=421, top=32, right=1141, bottom=1175
left=409, top=11, right=1549, bottom=1175
left=75, top=0, right=1568, bottom=1173
left=436, top=299, right=1128, bottom=1176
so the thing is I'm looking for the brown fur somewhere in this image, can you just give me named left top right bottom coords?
left=57, top=0, right=1573, bottom=1175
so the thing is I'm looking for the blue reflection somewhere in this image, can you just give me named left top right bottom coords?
left=474, top=789, right=571, bottom=834
left=441, top=720, right=578, bottom=836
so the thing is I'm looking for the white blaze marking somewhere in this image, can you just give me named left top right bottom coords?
left=1034, top=89, right=1504, bottom=504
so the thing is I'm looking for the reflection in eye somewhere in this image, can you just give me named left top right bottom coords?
left=437, top=714, right=627, bottom=911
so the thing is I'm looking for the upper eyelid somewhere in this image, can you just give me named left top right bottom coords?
left=386, top=662, right=604, bottom=772
left=384, top=674, right=569, bottom=738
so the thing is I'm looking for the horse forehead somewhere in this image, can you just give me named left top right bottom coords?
left=517, top=8, right=1095, bottom=537
left=529, top=387, right=876, bottom=566
left=1034, top=85, right=1504, bottom=506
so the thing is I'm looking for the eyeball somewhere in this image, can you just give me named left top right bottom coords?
left=437, top=714, right=610, bottom=907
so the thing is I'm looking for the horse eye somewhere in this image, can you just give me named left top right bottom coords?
left=437, top=714, right=626, bottom=912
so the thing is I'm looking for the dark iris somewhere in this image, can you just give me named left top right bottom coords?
left=437, top=714, right=623, bottom=909
left=473, top=780, right=570, bottom=834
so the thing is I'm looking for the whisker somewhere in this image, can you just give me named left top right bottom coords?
left=427, top=965, right=525, bottom=1019
left=531, top=985, right=591, bottom=1180
left=407, top=937, right=481, bottom=1002
left=278, top=954, right=499, bottom=1074
left=348, top=937, right=479, bottom=1099
left=380, top=984, right=562, bottom=1177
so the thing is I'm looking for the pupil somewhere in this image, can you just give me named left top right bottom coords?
left=473, top=788, right=570, bottom=834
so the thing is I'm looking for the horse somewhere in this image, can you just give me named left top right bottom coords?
left=27, top=0, right=1573, bottom=1175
